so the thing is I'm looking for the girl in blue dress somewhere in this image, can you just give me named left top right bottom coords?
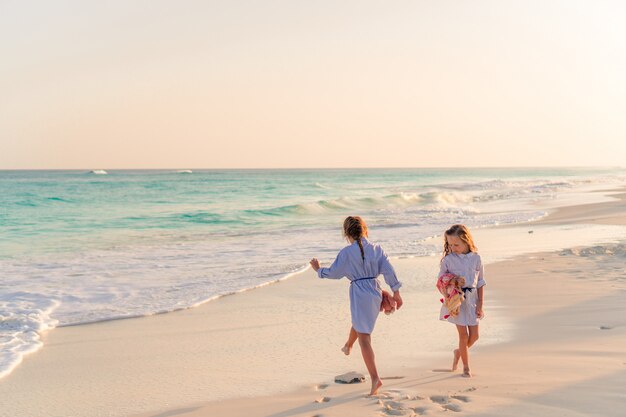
left=310, top=216, right=403, bottom=395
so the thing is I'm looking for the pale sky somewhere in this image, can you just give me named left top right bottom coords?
left=1, top=0, right=625, bottom=169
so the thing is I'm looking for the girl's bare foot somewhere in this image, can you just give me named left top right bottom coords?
left=341, top=345, right=351, bottom=355
left=462, top=367, right=472, bottom=378
left=369, top=378, right=383, bottom=395
left=452, top=349, right=460, bottom=371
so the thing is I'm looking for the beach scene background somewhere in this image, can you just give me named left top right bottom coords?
left=2, top=1, right=626, bottom=416
left=2, top=167, right=624, bottom=381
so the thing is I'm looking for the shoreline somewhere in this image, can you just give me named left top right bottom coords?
left=535, top=191, right=626, bottom=226
left=55, top=264, right=312, bottom=329
left=1, top=188, right=625, bottom=417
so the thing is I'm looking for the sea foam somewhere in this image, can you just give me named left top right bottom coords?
left=0, top=293, right=59, bottom=379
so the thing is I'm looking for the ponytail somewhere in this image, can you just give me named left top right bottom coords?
left=343, top=216, right=368, bottom=263
left=356, top=237, right=365, bottom=261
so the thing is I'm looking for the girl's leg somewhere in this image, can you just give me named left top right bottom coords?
left=357, top=332, right=382, bottom=395
left=467, top=325, right=479, bottom=348
left=455, top=325, right=471, bottom=377
left=342, top=327, right=358, bottom=355
left=452, top=348, right=460, bottom=371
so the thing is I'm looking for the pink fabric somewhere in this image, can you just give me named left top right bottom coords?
left=436, top=273, right=466, bottom=319
left=380, top=290, right=396, bottom=315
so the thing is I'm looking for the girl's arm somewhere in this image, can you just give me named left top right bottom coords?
left=314, top=250, right=348, bottom=279
left=477, top=260, right=486, bottom=288
left=476, top=256, right=485, bottom=318
left=476, top=285, right=484, bottom=319
left=379, top=249, right=403, bottom=308
left=379, top=249, right=402, bottom=292
left=438, top=256, right=449, bottom=277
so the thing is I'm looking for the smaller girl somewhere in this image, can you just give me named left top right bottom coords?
left=439, top=224, right=485, bottom=378
left=310, top=216, right=403, bottom=395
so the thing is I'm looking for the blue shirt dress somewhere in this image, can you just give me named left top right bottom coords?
left=317, top=238, right=402, bottom=334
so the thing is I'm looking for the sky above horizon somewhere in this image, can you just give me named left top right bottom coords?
left=1, top=1, right=626, bottom=169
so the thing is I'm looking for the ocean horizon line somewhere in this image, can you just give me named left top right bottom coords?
left=0, top=165, right=623, bottom=172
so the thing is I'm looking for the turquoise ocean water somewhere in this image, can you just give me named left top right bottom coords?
left=1, top=167, right=625, bottom=378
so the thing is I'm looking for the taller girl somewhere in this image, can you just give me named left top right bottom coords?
left=310, top=216, right=403, bottom=395
left=439, top=224, right=486, bottom=378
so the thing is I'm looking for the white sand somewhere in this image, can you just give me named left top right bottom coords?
left=1, top=190, right=625, bottom=417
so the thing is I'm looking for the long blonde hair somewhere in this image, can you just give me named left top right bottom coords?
left=343, top=216, right=369, bottom=261
left=441, top=224, right=477, bottom=262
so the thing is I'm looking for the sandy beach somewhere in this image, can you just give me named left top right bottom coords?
left=1, top=189, right=625, bottom=417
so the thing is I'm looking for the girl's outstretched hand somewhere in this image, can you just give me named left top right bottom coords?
left=393, top=291, right=403, bottom=309
left=476, top=306, right=485, bottom=319
left=309, top=258, right=320, bottom=272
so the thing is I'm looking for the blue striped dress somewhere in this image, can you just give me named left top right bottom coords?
left=317, top=238, right=402, bottom=334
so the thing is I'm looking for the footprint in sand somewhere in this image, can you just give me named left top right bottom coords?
left=442, top=403, right=462, bottom=412
left=315, top=383, right=329, bottom=390
left=412, top=406, right=428, bottom=415
left=381, top=405, right=412, bottom=416
left=429, top=395, right=450, bottom=405
left=314, top=397, right=331, bottom=403
left=382, top=409, right=411, bottom=416
left=599, top=326, right=613, bottom=330
left=384, top=400, right=407, bottom=409
left=429, top=395, right=467, bottom=412
left=371, top=392, right=394, bottom=400
left=401, top=394, right=422, bottom=400
left=451, top=395, right=471, bottom=402
left=380, top=399, right=419, bottom=416
left=464, top=387, right=477, bottom=392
